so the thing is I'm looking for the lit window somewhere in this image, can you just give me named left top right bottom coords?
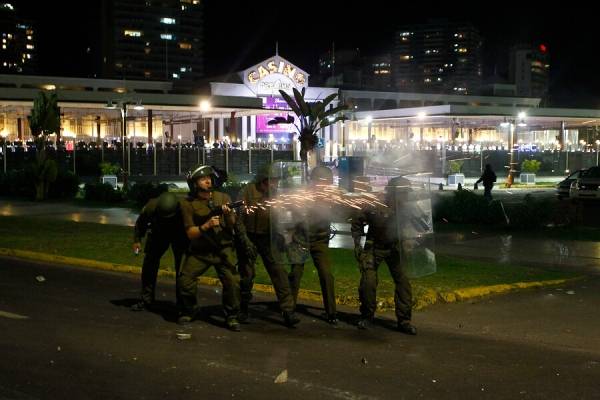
left=26, top=35, right=32, bottom=40
left=458, top=48, right=467, bottom=53
left=437, top=77, right=442, bottom=82
left=160, top=17, right=176, bottom=24
left=7, top=33, right=12, bottom=39
left=2, top=45, right=5, bottom=50
left=400, top=55, right=410, bottom=60
left=2, top=3, right=14, bottom=10
left=26, top=29, right=33, bottom=35
left=25, top=53, right=31, bottom=59
left=144, top=71, right=151, bottom=78
left=180, top=67, right=186, bottom=72
left=172, top=73, right=179, bottom=79
left=161, top=33, right=173, bottom=40
left=193, top=0, right=199, bottom=4
left=400, top=32, right=410, bottom=37
left=178, top=42, right=191, bottom=49
left=124, top=30, right=142, bottom=37
left=26, top=44, right=34, bottom=49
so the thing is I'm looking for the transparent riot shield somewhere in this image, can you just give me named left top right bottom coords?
left=394, top=179, right=437, bottom=278
left=269, top=161, right=311, bottom=264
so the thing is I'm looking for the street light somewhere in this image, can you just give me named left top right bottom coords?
left=105, top=98, right=144, bottom=175
left=177, top=134, right=182, bottom=175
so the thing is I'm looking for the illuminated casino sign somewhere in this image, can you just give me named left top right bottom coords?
left=242, top=55, right=308, bottom=96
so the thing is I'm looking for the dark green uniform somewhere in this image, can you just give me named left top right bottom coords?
left=288, top=215, right=336, bottom=317
left=351, top=204, right=412, bottom=323
left=237, top=182, right=295, bottom=314
left=178, top=191, right=241, bottom=319
left=134, top=197, right=188, bottom=305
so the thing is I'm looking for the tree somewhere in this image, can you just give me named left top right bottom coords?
left=269, top=88, right=347, bottom=168
left=28, top=91, right=61, bottom=200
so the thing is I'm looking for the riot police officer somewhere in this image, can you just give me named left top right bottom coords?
left=351, top=176, right=417, bottom=335
left=288, top=166, right=337, bottom=324
left=237, top=164, right=300, bottom=327
left=132, top=191, right=188, bottom=311
left=177, top=165, right=242, bottom=331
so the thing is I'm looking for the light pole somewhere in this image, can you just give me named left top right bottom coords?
left=506, top=112, right=526, bottom=187
left=1, top=133, right=7, bottom=173
left=596, top=140, right=599, bottom=166
left=178, top=135, right=182, bottom=176
left=106, top=98, right=143, bottom=173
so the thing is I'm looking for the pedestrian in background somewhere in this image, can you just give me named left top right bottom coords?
left=475, top=164, right=497, bottom=200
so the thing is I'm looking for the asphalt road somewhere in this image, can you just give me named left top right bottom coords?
left=1, top=258, right=599, bottom=400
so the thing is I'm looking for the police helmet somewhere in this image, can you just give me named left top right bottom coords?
left=385, top=176, right=412, bottom=193
left=310, top=166, right=333, bottom=184
left=156, top=192, right=179, bottom=219
left=187, top=165, right=218, bottom=195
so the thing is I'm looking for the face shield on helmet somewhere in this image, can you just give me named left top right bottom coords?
left=187, top=165, right=218, bottom=196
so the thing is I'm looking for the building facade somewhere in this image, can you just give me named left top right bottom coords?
left=101, top=0, right=204, bottom=83
left=394, top=21, right=482, bottom=95
left=509, top=43, right=550, bottom=99
left=0, top=2, right=36, bottom=74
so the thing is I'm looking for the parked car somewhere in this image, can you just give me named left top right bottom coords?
left=570, top=166, right=600, bottom=200
left=556, top=169, right=585, bottom=199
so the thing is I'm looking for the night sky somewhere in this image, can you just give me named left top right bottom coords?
left=10, top=1, right=600, bottom=108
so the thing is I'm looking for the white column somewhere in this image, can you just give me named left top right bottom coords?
left=250, top=115, right=256, bottom=143
left=209, top=119, right=215, bottom=144
left=218, top=118, right=225, bottom=141
left=241, top=116, right=248, bottom=150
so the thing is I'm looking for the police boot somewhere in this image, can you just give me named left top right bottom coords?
left=397, top=320, right=417, bottom=336
left=226, top=317, right=241, bottom=332
left=238, top=302, right=250, bottom=324
left=283, top=311, right=300, bottom=327
left=324, top=313, right=338, bottom=325
left=130, top=301, right=147, bottom=312
left=357, top=316, right=373, bottom=330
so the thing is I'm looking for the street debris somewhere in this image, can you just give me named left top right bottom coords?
left=361, top=357, right=368, bottom=365
left=274, top=369, right=288, bottom=384
left=35, top=275, right=46, bottom=282
left=57, top=346, right=61, bottom=352
left=176, top=333, right=192, bottom=340
left=566, top=291, right=575, bottom=295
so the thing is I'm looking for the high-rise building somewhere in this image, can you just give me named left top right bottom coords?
left=0, top=2, right=36, bottom=74
left=101, top=0, right=204, bottom=84
left=317, top=48, right=362, bottom=89
left=509, top=43, right=550, bottom=99
left=393, top=21, right=482, bottom=94
left=362, top=53, right=392, bottom=91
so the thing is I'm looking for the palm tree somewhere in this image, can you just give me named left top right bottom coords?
left=28, top=91, right=60, bottom=200
left=268, top=88, right=347, bottom=167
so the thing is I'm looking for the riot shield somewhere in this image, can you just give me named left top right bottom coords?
left=393, top=179, right=436, bottom=278
left=268, top=161, right=311, bottom=264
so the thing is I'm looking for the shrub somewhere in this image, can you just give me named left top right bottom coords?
left=0, top=169, right=34, bottom=198
left=521, top=159, right=541, bottom=174
left=84, top=182, right=124, bottom=203
left=448, top=160, right=464, bottom=174
left=99, top=162, right=121, bottom=176
left=127, top=182, right=169, bottom=208
left=504, top=194, right=556, bottom=229
left=434, top=189, right=505, bottom=225
left=48, top=170, right=80, bottom=199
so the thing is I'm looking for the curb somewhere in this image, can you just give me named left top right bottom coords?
left=0, top=248, right=579, bottom=311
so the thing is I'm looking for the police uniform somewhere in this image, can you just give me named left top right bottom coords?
left=288, top=166, right=337, bottom=322
left=134, top=193, right=188, bottom=307
left=178, top=189, right=241, bottom=323
left=351, top=177, right=416, bottom=334
left=288, top=217, right=336, bottom=320
left=237, top=180, right=298, bottom=324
